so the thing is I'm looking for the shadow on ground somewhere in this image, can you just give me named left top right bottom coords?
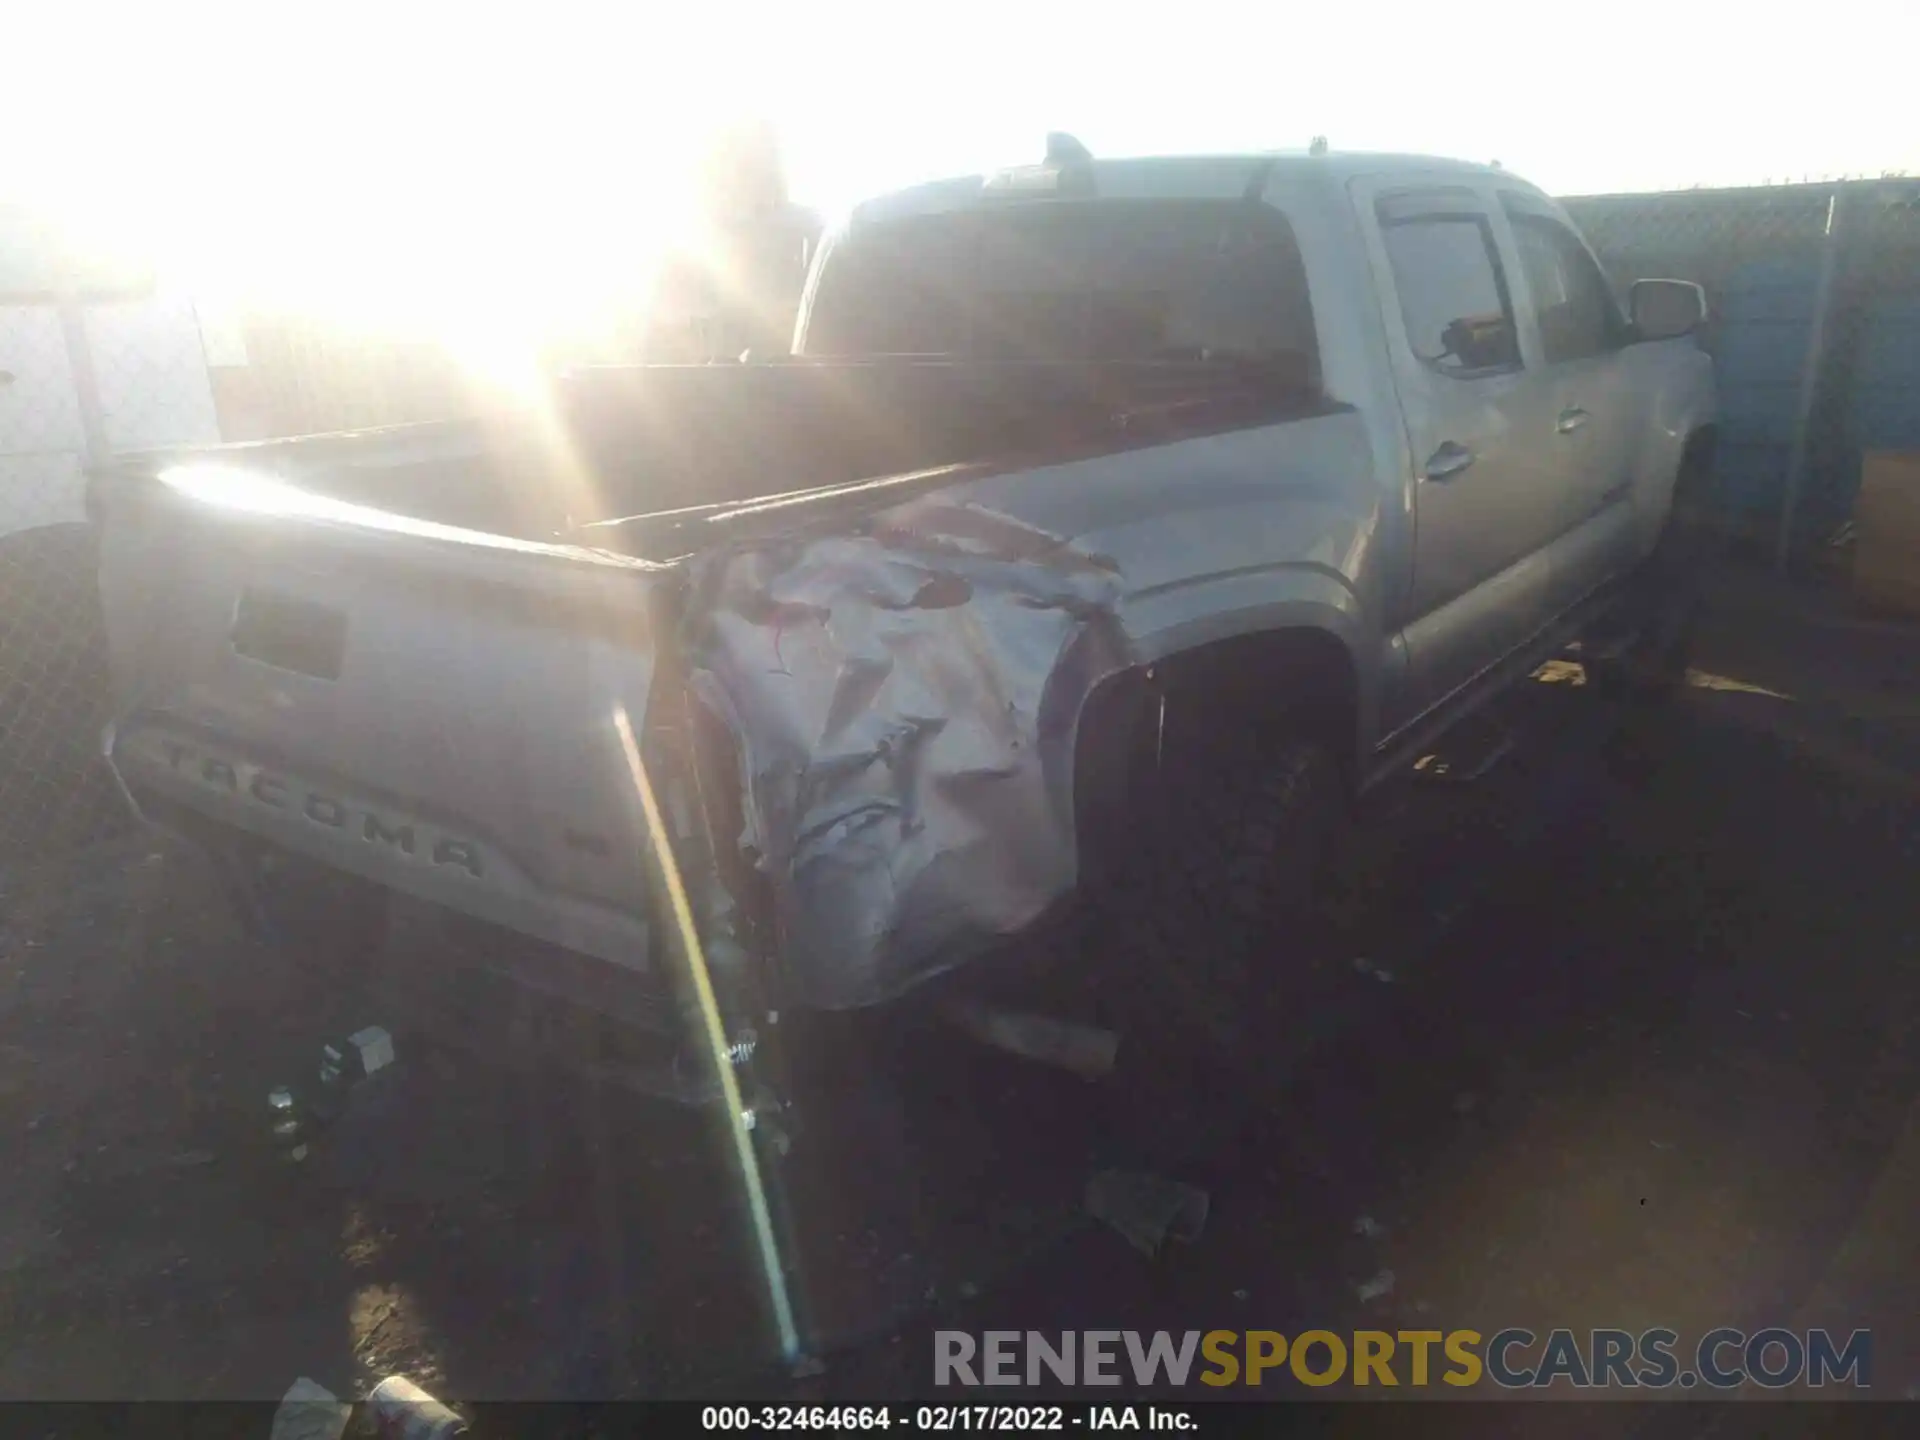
left=1, top=565, right=1915, bottom=1425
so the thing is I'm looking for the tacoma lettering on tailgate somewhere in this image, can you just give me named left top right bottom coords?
left=151, top=737, right=485, bottom=878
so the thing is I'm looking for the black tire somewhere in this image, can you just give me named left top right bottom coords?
left=1584, top=586, right=1697, bottom=701
left=1095, top=717, right=1349, bottom=1066
left=1587, top=457, right=1715, bottom=702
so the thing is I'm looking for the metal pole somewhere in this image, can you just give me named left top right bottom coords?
left=1776, top=188, right=1845, bottom=572
left=54, top=291, right=112, bottom=468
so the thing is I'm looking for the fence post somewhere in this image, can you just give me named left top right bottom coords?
left=55, top=290, right=112, bottom=468
left=1776, top=187, right=1846, bottom=572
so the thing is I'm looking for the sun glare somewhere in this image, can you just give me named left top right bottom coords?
left=8, top=5, right=747, bottom=384
left=9, top=0, right=1913, bottom=392
left=155, top=161, right=699, bottom=386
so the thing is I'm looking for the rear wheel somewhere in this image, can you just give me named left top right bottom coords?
left=1095, top=711, right=1349, bottom=1069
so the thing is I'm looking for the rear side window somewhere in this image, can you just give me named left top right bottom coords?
left=1377, top=211, right=1519, bottom=375
left=805, top=199, right=1319, bottom=387
left=1505, top=209, right=1619, bottom=364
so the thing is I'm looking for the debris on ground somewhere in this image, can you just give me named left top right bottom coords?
left=366, top=1373, right=469, bottom=1440
left=269, top=1378, right=352, bottom=1440
left=947, top=1004, right=1120, bottom=1080
left=1355, top=1270, right=1396, bottom=1304
left=269, top=1026, right=401, bottom=1163
left=271, top=1369, right=470, bottom=1440
left=1084, top=1169, right=1211, bottom=1258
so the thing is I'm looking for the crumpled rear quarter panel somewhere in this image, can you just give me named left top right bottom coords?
left=685, top=493, right=1129, bottom=1009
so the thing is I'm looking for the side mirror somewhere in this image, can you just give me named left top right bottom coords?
left=1630, top=279, right=1707, bottom=341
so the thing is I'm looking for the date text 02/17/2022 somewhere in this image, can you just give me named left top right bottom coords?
left=701, top=1407, right=1195, bottom=1431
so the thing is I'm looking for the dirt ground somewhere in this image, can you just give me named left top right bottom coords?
left=2, top=562, right=1917, bottom=1430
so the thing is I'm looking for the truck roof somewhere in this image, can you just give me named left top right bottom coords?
left=847, top=150, right=1540, bottom=227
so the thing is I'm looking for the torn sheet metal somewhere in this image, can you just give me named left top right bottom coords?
left=685, top=494, right=1128, bottom=1010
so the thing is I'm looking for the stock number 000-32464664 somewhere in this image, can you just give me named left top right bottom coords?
left=702, top=1408, right=1072, bottom=1431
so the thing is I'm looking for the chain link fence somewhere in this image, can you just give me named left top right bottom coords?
left=1567, top=177, right=1920, bottom=562
left=1, top=288, right=226, bottom=869
left=4, top=181, right=1918, bottom=868
left=0, top=522, right=123, bottom=864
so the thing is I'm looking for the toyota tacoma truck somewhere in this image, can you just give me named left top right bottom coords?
left=89, top=145, right=1716, bottom=1115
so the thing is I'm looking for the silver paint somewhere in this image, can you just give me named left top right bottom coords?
left=685, top=494, right=1127, bottom=1008
left=92, top=150, right=1717, bottom=1023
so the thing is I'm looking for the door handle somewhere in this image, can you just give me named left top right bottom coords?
left=1556, top=407, right=1591, bottom=434
left=1423, top=441, right=1476, bottom=482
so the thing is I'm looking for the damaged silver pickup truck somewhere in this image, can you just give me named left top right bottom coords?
left=90, top=146, right=1716, bottom=1107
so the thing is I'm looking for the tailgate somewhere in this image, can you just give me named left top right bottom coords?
left=95, top=462, right=677, bottom=973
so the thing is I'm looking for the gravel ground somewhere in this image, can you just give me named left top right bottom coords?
left=1, top=564, right=1916, bottom=1430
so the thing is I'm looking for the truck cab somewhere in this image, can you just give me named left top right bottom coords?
left=788, top=150, right=1715, bottom=763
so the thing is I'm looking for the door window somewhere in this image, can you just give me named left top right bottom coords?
left=1377, top=210, right=1520, bottom=376
left=1505, top=210, right=1618, bottom=364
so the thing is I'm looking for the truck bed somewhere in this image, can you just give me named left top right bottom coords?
left=127, top=357, right=1317, bottom=544
left=91, top=354, right=1339, bottom=1010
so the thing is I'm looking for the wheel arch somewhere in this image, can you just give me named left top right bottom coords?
left=1069, top=623, right=1362, bottom=888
